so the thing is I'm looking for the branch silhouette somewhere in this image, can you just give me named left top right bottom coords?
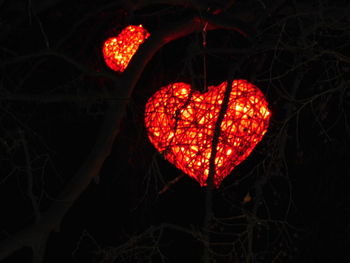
left=0, top=11, right=250, bottom=262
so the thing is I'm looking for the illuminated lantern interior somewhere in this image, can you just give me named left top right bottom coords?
left=144, top=79, right=271, bottom=188
left=103, top=25, right=150, bottom=72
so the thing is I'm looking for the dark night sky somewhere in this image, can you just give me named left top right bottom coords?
left=1, top=0, right=350, bottom=262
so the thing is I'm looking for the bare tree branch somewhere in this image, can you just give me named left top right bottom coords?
left=0, top=11, right=251, bottom=262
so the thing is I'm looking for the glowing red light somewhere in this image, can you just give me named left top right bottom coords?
left=103, top=25, right=150, bottom=72
left=144, top=79, right=271, bottom=188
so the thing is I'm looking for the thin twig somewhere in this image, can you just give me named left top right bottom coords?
left=158, top=174, right=185, bottom=194
left=19, top=130, right=41, bottom=223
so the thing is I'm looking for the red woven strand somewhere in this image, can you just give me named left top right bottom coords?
left=103, top=25, right=150, bottom=72
left=144, top=79, right=271, bottom=188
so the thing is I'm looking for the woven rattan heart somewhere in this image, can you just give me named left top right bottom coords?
left=103, top=25, right=150, bottom=72
left=144, top=79, right=270, bottom=188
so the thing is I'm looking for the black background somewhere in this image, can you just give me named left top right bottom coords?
left=1, top=0, right=350, bottom=262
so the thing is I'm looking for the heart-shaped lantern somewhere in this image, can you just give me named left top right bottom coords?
left=103, top=25, right=150, bottom=72
left=144, top=79, right=271, bottom=188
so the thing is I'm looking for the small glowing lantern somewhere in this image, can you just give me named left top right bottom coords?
left=144, top=79, right=271, bottom=188
left=103, top=25, right=150, bottom=72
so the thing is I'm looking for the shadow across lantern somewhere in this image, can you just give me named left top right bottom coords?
left=144, top=79, right=271, bottom=188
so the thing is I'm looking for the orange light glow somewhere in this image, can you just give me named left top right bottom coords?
left=144, top=79, right=271, bottom=188
left=103, top=25, right=150, bottom=72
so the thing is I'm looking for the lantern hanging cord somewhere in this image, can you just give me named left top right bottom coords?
left=202, top=21, right=208, bottom=92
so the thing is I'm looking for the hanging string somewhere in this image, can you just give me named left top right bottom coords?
left=202, top=21, right=208, bottom=92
